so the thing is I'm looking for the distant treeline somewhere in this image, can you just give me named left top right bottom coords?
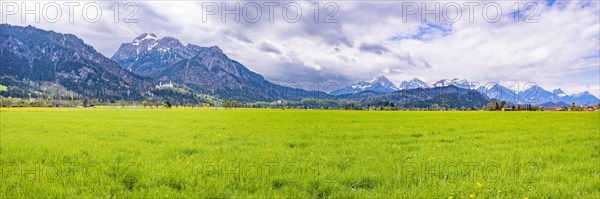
left=2, top=96, right=597, bottom=111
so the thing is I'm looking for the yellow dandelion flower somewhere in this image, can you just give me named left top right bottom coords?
left=476, top=182, right=482, bottom=188
left=524, top=197, right=528, bottom=199
left=469, top=194, right=476, bottom=198
left=448, top=196, right=453, bottom=199
left=497, top=189, right=502, bottom=193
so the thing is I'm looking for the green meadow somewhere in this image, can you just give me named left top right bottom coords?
left=0, top=108, right=598, bottom=198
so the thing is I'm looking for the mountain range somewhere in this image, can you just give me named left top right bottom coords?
left=0, top=24, right=597, bottom=107
left=331, top=76, right=599, bottom=105
left=331, top=76, right=478, bottom=95
left=110, top=32, right=327, bottom=102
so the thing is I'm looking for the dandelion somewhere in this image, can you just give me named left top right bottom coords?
left=497, top=189, right=502, bottom=193
left=476, top=182, right=482, bottom=188
left=448, top=196, right=453, bottom=199
left=524, top=197, right=528, bottom=199
left=469, top=194, right=476, bottom=198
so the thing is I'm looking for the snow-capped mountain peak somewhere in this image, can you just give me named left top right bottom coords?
left=112, top=34, right=216, bottom=76
left=369, top=75, right=385, bottom=83
left=573, top=91, right=591, bottom=97
left=331, top=75, right=399, bottom=95
left=132, top=33, right=158, bottom=46
left=398, top=78, right=430, bottom=90
left=368, top=75, right=397, bottom=88
left=480, top=82, right=499, bottom=90
left=433, top=78, right=472, bottom=89
left=552, top=88, right=567, bottom=97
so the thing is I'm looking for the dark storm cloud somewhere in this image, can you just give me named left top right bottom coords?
left=258, top=42, right=282, bottom=54
left=223, top=29, right=253, bottom=43
left=299, top=20, right=354, bottom=48
left=359, top=43, right=389, bottom=55
left=393, top=52, right=433, bottom=69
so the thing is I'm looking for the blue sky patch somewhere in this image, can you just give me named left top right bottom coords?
left=388, top=22, right=452, bottom=41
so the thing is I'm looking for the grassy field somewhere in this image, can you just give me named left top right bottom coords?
left=0, top=108, right=598, bottom=198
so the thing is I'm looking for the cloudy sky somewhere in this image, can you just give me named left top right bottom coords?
left=3, top=0, right=599, bottom=96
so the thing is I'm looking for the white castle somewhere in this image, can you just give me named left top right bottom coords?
left=155, top=81, right=174, bottom=89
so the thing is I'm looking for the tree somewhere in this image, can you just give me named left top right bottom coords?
left=83, top=98, right=90, bottom=107
left=222, top=100, right=241, bottom=109
left=163, top=101, right=172, bottom=108
left=571, top=102, right=576, bottom=111
left=142, top=101, right=149, bottom=108
left=36, top=98, right=48, bottom=107
left=487, top=101, right=499, bottom=111
left=4, top=97, right=13, bottom=108
left=222, top=101, right=229, bottom=108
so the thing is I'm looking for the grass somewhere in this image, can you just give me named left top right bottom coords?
left=0, top=108, right=598, bottom=198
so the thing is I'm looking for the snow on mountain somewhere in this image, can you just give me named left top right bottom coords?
left=398, top=78, right=431, bottom=90
left=519, top=85, right=555, bottom=104
left=112, top=33, right=200, bottom=75
left=559, top=91, right=599, bottom=105
left=433, top=78, right=473, bottom=89
left=333, top=77, right=473, bottom=96
left=131, top=33, right=157, bottom=46
left=331, top=75, right=599, bottom=105
left=477, top=84, right=599, bottom=105
left=477, top=83, right=519, bottom=103
left=112, top=33, right=326, bottom=101
left=330, top=75, right=399, bottom=95
left=552, top=89, right=567, bottom=97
